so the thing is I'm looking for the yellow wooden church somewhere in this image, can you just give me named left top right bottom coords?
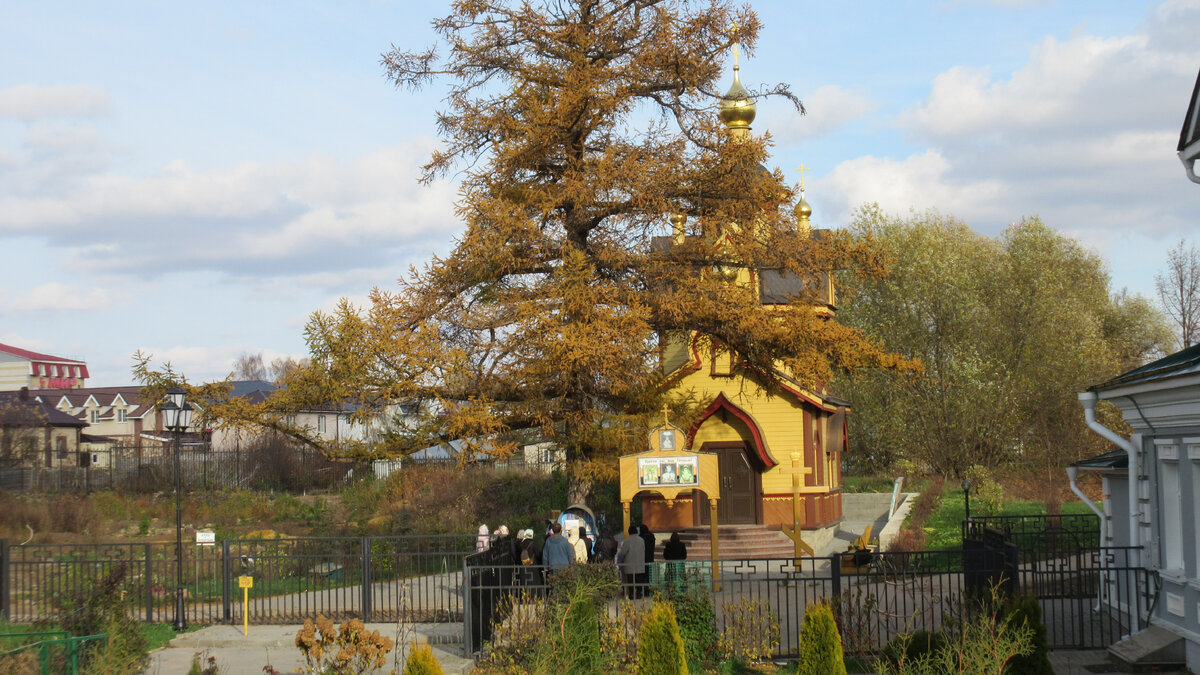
left=639, top=54, right=849, bottom=540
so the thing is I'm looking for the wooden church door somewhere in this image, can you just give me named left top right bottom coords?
left=697, top=442, right=760, bottom=525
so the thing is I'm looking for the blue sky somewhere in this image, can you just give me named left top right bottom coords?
left=1, top=1, right=1197, bottom=384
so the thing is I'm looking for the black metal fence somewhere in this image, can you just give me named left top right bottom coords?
left=0, top=532, right=1154, bottom=659
left=464, top=547, right=1154, bottom=660
left=0, top=535, right=474, bottom=626
left=964, top=513, right=1101, bottom=562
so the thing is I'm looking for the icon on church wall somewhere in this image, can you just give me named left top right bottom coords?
left=641, top=463, right=659, bottom=485
left=660, top=462, right=678, bottom=484
left=659, top=429, right=675, bottom=450
left=678, top=463, right=694, bottom=484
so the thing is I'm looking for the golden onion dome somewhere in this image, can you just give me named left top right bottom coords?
left=718, top=65, right=756, bottom=130
left=793, top=195, right=812, bottom=220
left=668, top=213, right=687, bottom=229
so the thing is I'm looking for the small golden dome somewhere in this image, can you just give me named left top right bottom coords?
left=793, top=196, right=812, bottom=220
left=669, top=213, right=687, bottom=228
left=718, top=66, right=756, bottom=130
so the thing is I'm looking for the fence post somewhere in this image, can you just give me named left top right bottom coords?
left=0, top=539, right=9, bottom=621
left=360, top=538, right=372, bottom=622
left=144, top=543, right=153, bottom=623
left=222, top=540, right=232, bottom=624
left=462, top=556, right=472, bottom=656
left=830, top=555, right=841, bottom=599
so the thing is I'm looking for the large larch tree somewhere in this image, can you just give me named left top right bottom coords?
left=240, top=0, right=909, bottom=491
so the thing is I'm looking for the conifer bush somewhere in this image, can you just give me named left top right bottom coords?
left=637, top=601, right=689, bottom=675
left=404, top=641, right=444, bottom=675
left=795, top=602, right=847, bottom=675
left=1003, top=596, right=1052, bottom=675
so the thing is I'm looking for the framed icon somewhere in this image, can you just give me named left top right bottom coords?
left=659, top=429, right=675, bottom=450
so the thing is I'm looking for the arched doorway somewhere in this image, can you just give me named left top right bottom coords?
left=696, top=441, right=761, bottom=525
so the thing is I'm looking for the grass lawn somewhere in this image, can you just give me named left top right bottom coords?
left=920, top=488, right=1100, bottom=550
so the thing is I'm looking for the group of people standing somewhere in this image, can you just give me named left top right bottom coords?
left=475, top=520, right=687, bottom=597
left=616, top=525, right=687, bottom=598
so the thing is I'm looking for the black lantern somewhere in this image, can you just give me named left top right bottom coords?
left=163, top=386, right=193, bottom=631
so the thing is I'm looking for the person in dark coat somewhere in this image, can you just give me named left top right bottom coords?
left=594, top=527, right=619, bottom=563
left=617, top=525, right=647, bottom=598
left=638, top=524, right=656, bottom=590
left=662, top=532, right=687, bottom=560
left=662, top=531, right=687, bottom=591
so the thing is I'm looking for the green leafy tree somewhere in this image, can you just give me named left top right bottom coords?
left=838, top=207, right=1174, bottom=476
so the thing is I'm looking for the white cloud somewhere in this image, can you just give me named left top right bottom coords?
left=0, top=84, right=111, bottom=121
left=773, top=85, right=875, bottom=142
left=821, top=1, right=1200, bottom=243
left=0, top=138, right=462, bottom=279
left=818, top=150, right=1008, bottom=224
left=1, top=282, right=123, bottom=312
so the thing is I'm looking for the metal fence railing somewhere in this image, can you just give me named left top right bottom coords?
left=464, top=547, right=1153, bottom=660
left=964, top=513, right=1101, bottom=562
left=0, top=535, right=475, bottom=626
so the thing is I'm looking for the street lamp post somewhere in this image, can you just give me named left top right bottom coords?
left=162, top=387, right=193, bottom=632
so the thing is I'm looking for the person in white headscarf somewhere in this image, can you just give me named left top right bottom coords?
left=476, top=524, right=490, bottom=553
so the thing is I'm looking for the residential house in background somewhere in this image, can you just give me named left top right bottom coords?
left=1078, top=343, right=1200, bottom=670
left=0, top=388, right=87, bottom=467
left=208, top=381, right=409, bottom=453
left=0, top=343, right=88, bottom=391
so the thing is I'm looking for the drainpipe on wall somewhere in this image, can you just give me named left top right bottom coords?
left=1078, top=391, right=1139, bottom=559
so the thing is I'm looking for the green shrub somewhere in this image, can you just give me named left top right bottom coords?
left=878, top=631, right=946, bottom=672
left=1003, top=596, right=1052, bottom=675
left=53, top=561, right=148, bottom=674
left=874, top=593, right=1034, bottom=675
left=796, top=603, right=846, bottom=675
left=667, top=570, right=717, bottom=667
left=637, top=601, right=689, bottom=675
left=718, top=597, right=779, bottom=663
left=525, top=565, right=615, bottom=674
left=404, top=641, right=444, bottom=675
left=964, top=465, right=1005, bottom=515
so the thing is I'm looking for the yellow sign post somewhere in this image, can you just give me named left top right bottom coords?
left=238, top=575, right=253, bottom=636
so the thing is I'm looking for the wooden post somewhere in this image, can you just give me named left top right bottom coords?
left=780, top=451, right=815, bottom=558
left=710, top=499, right=720, bottom=591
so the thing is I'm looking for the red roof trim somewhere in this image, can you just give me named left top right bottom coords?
left=0, top=342, right=86, bottom=365
left=776, top=380, right=837, bottom=412
left=687, top=393, right=777, bottom=468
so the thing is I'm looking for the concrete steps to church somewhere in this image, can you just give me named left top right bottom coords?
left=660, top=525, right=798, bottom=560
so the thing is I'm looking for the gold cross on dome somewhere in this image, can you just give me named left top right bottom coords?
left=794, top=164, right=810, bottom=192
left=730, top=22, right=740, bottom=68
left=661, top=404, right=671, bottom=426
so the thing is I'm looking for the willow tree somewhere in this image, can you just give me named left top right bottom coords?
left=262, top=0, right=906, bottom=495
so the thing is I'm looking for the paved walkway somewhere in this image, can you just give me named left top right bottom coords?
left=144, top=622, right=474, bottom=675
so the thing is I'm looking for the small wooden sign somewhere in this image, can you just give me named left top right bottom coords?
left=238, top=575, right=253, bottom=589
